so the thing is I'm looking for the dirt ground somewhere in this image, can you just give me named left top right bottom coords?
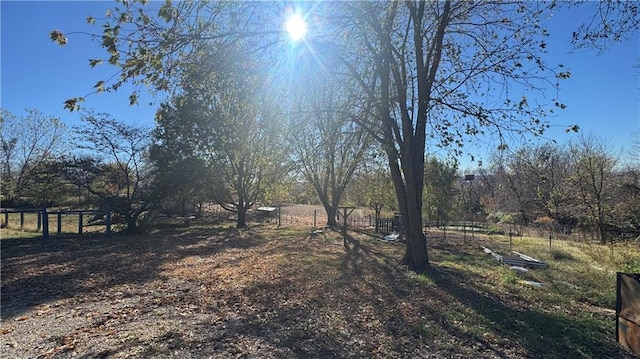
left=1, top=213, right=635, bottom=358
left=2, top=223, right=416, bottom=359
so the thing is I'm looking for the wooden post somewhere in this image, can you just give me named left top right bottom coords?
left=611, top=236, right=614, bottom=257
left=277, top=206, right=281, bottom=227
left=78, top=212, right=83, bottom=234
left=3, top=210, right=7, bottom=227
left=106, top=211, right=111, bottom=235
left=342, top=207, right=348, bottom=248
left=463, top=221, right=467, bottom=243
left=57, top=211, right=62, bottom=235
left=313, top=210, right=316, bottom=228
left=339, top=207, right=355, bottom=249
left=42, top=208, right=49, bottom=240
left=509, top=232, right=513, bottom=251
left=20, top=211, right=24, bottom=229
left=471, top=216, right=475, bottom=241
left=37, top=211, right=41, bottom=231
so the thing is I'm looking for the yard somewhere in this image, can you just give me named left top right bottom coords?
left=1, top=216, right=638, bottom=358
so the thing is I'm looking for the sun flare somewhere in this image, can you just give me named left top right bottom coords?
left=285, top=13, right=307, bottom=42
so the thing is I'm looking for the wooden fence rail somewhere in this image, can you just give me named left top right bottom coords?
left=1, top=208, right=112, bottom=239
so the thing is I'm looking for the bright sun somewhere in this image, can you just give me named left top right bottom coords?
left=285, top=13, right=307, bottom=42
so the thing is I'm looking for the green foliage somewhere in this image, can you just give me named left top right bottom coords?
left=64, top=98, right=85, bottom=112
left=486, top=211, right=519, bottom=226
left=499, top=267, right=518, bottom=284
left=49, top=29, right=67, bottom=45
left=88, top=59, right=102, bottom=67
left=423, top=157, right=458, bottom=226
left=150, top=100, right=220, bottom=213
left=151, top=43, right=288, bottom=227
left=346, top=151, right=397, bottom=212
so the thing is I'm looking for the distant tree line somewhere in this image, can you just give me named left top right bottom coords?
left=3, top=105, right=637, bottom=242
left=478, top=135, right=640, bottom=243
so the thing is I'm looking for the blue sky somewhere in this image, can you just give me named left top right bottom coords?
left=1, top=1, right=158, bottom=130
left=1, top=1, right=638, bottom=165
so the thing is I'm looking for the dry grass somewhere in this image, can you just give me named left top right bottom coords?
left=1, top=219, right=638, bottom=358
left=1, top=210, right=108, bottom=238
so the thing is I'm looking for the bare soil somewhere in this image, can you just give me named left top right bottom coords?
left=1, top=215, right=635, bottom=358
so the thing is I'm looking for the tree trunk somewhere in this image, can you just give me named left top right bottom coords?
left=237, top=205, right=248, bottom=228
left=124, top=214, right=139, bottom=233
left=374, top=203, right=382, bottom=232
left=401, top=159, right=429, bottom=272
left=323, top=202, right=338, bottom=228
left=387, top=148, right=429, bottom=272
left=597, top=220, right=607, bottom=244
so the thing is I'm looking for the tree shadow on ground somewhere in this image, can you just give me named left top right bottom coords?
left=423, top=265, right=632, bottom=359
left=336, top=232, right=632, bottom=358
left=0, top=224, right=266, bottom=320
left=2, top=226, right=633, bottom=358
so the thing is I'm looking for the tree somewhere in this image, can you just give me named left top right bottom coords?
left=20, top=159, right=71, bottom=207
left=0, top=109, right=67, bottom=206
left=609, top=164, right=640, bottom=241
left=569, top=134, right=619, bottom=243
left=423, top=157, right=458, bottom=228
left=63, top=112, right=152, bottom=233
left=492, top=144, right=574, bottom=233
left=346, top=152, right=397, bottom=224
left=568, top=1, right=640, bottom=51
left=491, top=149, right=537, bottom=226
left=49, top=1, right=286, bottom=111
left=150, top=101, right=218, bottom=217
left=290, top=76, right=371, bottom=228
left=485, top=138, right=638, bottom=241
left=323, top=2, right=569, bottom=270
left=474, top=166, right=499, bottom=215
left=154, top=45, right=286, bottom=228
left=529, top=144, right=574, bottom=233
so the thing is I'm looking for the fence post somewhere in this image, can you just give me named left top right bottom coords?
left=463, top=221, right=467, bottom=243
left=57, top=211, right=62, bottom=235
left=20, top=211, right=24, bottom=229
left=509, top=232, right=513, bottom=251
left=342, top=208, right=348, bottom=248
left=3, top=210, right=7, bottom=227
left=106, top=211, right=112, bottom=235
left=78, top=212, right=83, bottom=234
left=42, top=208, right=49, bottom=240
left=37, top=211, right=41, bottom=231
